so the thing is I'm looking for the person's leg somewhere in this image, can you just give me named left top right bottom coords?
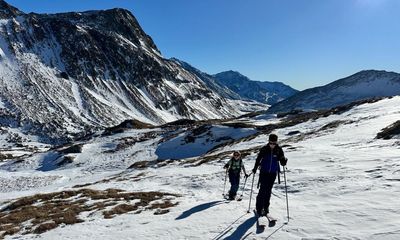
left=256, top=172, right=268, bottom=215
left=228, top=171, right=236, bottom=199
left=263, top=172, right=277, bottom=213
left=231, top=173, right=240, bottom=197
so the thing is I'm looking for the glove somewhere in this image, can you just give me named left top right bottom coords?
left=223, top=163, right=229, bottom=169
left=252, top=168, right=257, bottom=174
left=280, top=157, right=288, bottom=166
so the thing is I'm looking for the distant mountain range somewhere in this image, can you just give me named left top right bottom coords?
left=213, top=71, right=298, bottom=105
left=172, top=60, right=298, bottom=105
left=268, top=70, right=400, bottom=113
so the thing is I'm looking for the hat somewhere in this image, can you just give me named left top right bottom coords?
left=269, top=134, right=278, bottom=142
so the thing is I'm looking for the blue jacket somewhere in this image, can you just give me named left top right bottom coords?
left=253, top=144, right=285, bottom=173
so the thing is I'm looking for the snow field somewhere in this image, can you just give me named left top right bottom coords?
left=0, top=97, right=399, bottom=239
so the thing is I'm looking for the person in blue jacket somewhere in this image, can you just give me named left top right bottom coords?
left=252, top=134, right=287, bottom=216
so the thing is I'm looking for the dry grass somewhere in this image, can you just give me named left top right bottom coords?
left=0, top=188, right=179, bottom=238
left=73, top=172, right=148, bottom=188
left=0, top=153, right=14, bottom=161
left=128, top=160, right=153, bottom=169
left=104, top=132, right=160, bottom=153
left=102, top=119, right=154, bottom=136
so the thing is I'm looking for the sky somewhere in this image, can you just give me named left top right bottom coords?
left=6, top=0, right=400, bottom=90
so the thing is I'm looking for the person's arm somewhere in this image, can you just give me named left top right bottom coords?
left=278, top=147, right=287, bottom=166
left=252, top=147, right=265, bottom=173
left=224, top=159, right=232, bottom=170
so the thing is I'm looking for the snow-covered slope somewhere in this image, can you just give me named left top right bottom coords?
left=0, top=0, right=257, bottom=143
left=1, top=96, right=399, bottom=239
left=268, top=70, right=400, bottom=113
left=213, top=70, right=298, bottom=104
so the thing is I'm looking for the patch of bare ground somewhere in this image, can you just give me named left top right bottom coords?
left=0, top=153, right=13, bottom=162
left=377, top=120, right=400, bottom=140
left=102, top=119, right=155, bottom=136
left=57, top=144, right=83, bottom=154
left=103, top=131, right=160, bottom=154
left=0, top=189, right=179, bottom=238
left=73, top=172, right=147, bottom=188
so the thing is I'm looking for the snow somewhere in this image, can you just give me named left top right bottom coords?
left=70, top=81, right=84, bottom=115
left=1, top=97, right=400, bottom=239
left=156, top=125, right=257, bottom=160
left=0, top=98, right=5, bottom=108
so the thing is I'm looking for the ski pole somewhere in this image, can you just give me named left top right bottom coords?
left=247, top=173, right=256, bottom=213
left=222, top=170, right=228, bottom=197
left=283, top=166, right=289, bottom=223
left=239, top=173, right=251, bottom=199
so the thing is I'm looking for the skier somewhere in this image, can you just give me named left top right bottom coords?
left=224, top=151, right=249, bottom=200
left=252, top=134, right=287, bottom=216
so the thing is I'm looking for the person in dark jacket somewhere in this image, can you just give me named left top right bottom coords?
left=224, top=151, right=248, bottom=200
left=252, top=134, right=287, bottom=216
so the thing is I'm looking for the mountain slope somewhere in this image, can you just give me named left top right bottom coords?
left=1, top=96, right=399, bottom=239
left=268, top=70, right=400, bottom=113
left=213, top=70, right=298, bottom=104
left=170, top=58, right=242, bottom=100
left=0, top=1, right=250, bottom=143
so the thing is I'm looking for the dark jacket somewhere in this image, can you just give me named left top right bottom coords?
left=224, top=157, right=245, bottom=175
left=253, top=144, right=285, bottom=173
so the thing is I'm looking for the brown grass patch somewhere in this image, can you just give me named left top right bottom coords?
left=0, top=189, right=179, bottom=238
left=0, top=153, right=14, bottom=161
left=73, top=172, right=148, bottom=188
left=102, top=119, right=154, bottom=136
left=128, top=160, right=152, bottom=169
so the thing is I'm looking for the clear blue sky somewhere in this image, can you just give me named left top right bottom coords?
left=7, top=0, right=400, bottom=90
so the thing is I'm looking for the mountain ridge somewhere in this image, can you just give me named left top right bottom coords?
left=213, top=70, right=298, bottom=104
left=268, top=69, right=400, bottom=113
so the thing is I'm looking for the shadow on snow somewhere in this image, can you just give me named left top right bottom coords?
left=223, top=215, right=257, bottom=240
left=175, top=200, right=225, bottom=220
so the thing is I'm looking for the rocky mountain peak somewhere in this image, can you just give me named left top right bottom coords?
left=0, top=0, right=23, bottom=19
left=214, top=70, right=249, bottom=81
left=0, top=1, right=254, bottom=143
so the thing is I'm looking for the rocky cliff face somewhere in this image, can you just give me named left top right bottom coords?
left=0, top=1, right=250, bottom=143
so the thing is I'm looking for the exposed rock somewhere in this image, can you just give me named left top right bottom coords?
left=377, top=121, right=400, bottom=139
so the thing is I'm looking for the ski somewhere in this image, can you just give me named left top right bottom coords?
left=266, top=213, right=277, bottom=227
left=223, top=194, right=243, bottom=201
left=266, top=213, right=277, bottom=222
left=253, top=210, right=266, bottom=232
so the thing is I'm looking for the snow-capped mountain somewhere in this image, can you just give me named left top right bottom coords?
left=268, top=70, right=400, bottom=113
left=213, top=70, right=298, bottom=104
left=0, top=0, right=258, bottom=143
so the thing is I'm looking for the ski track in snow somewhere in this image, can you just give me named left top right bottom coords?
left=0, top=97, right=400, bottom=239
